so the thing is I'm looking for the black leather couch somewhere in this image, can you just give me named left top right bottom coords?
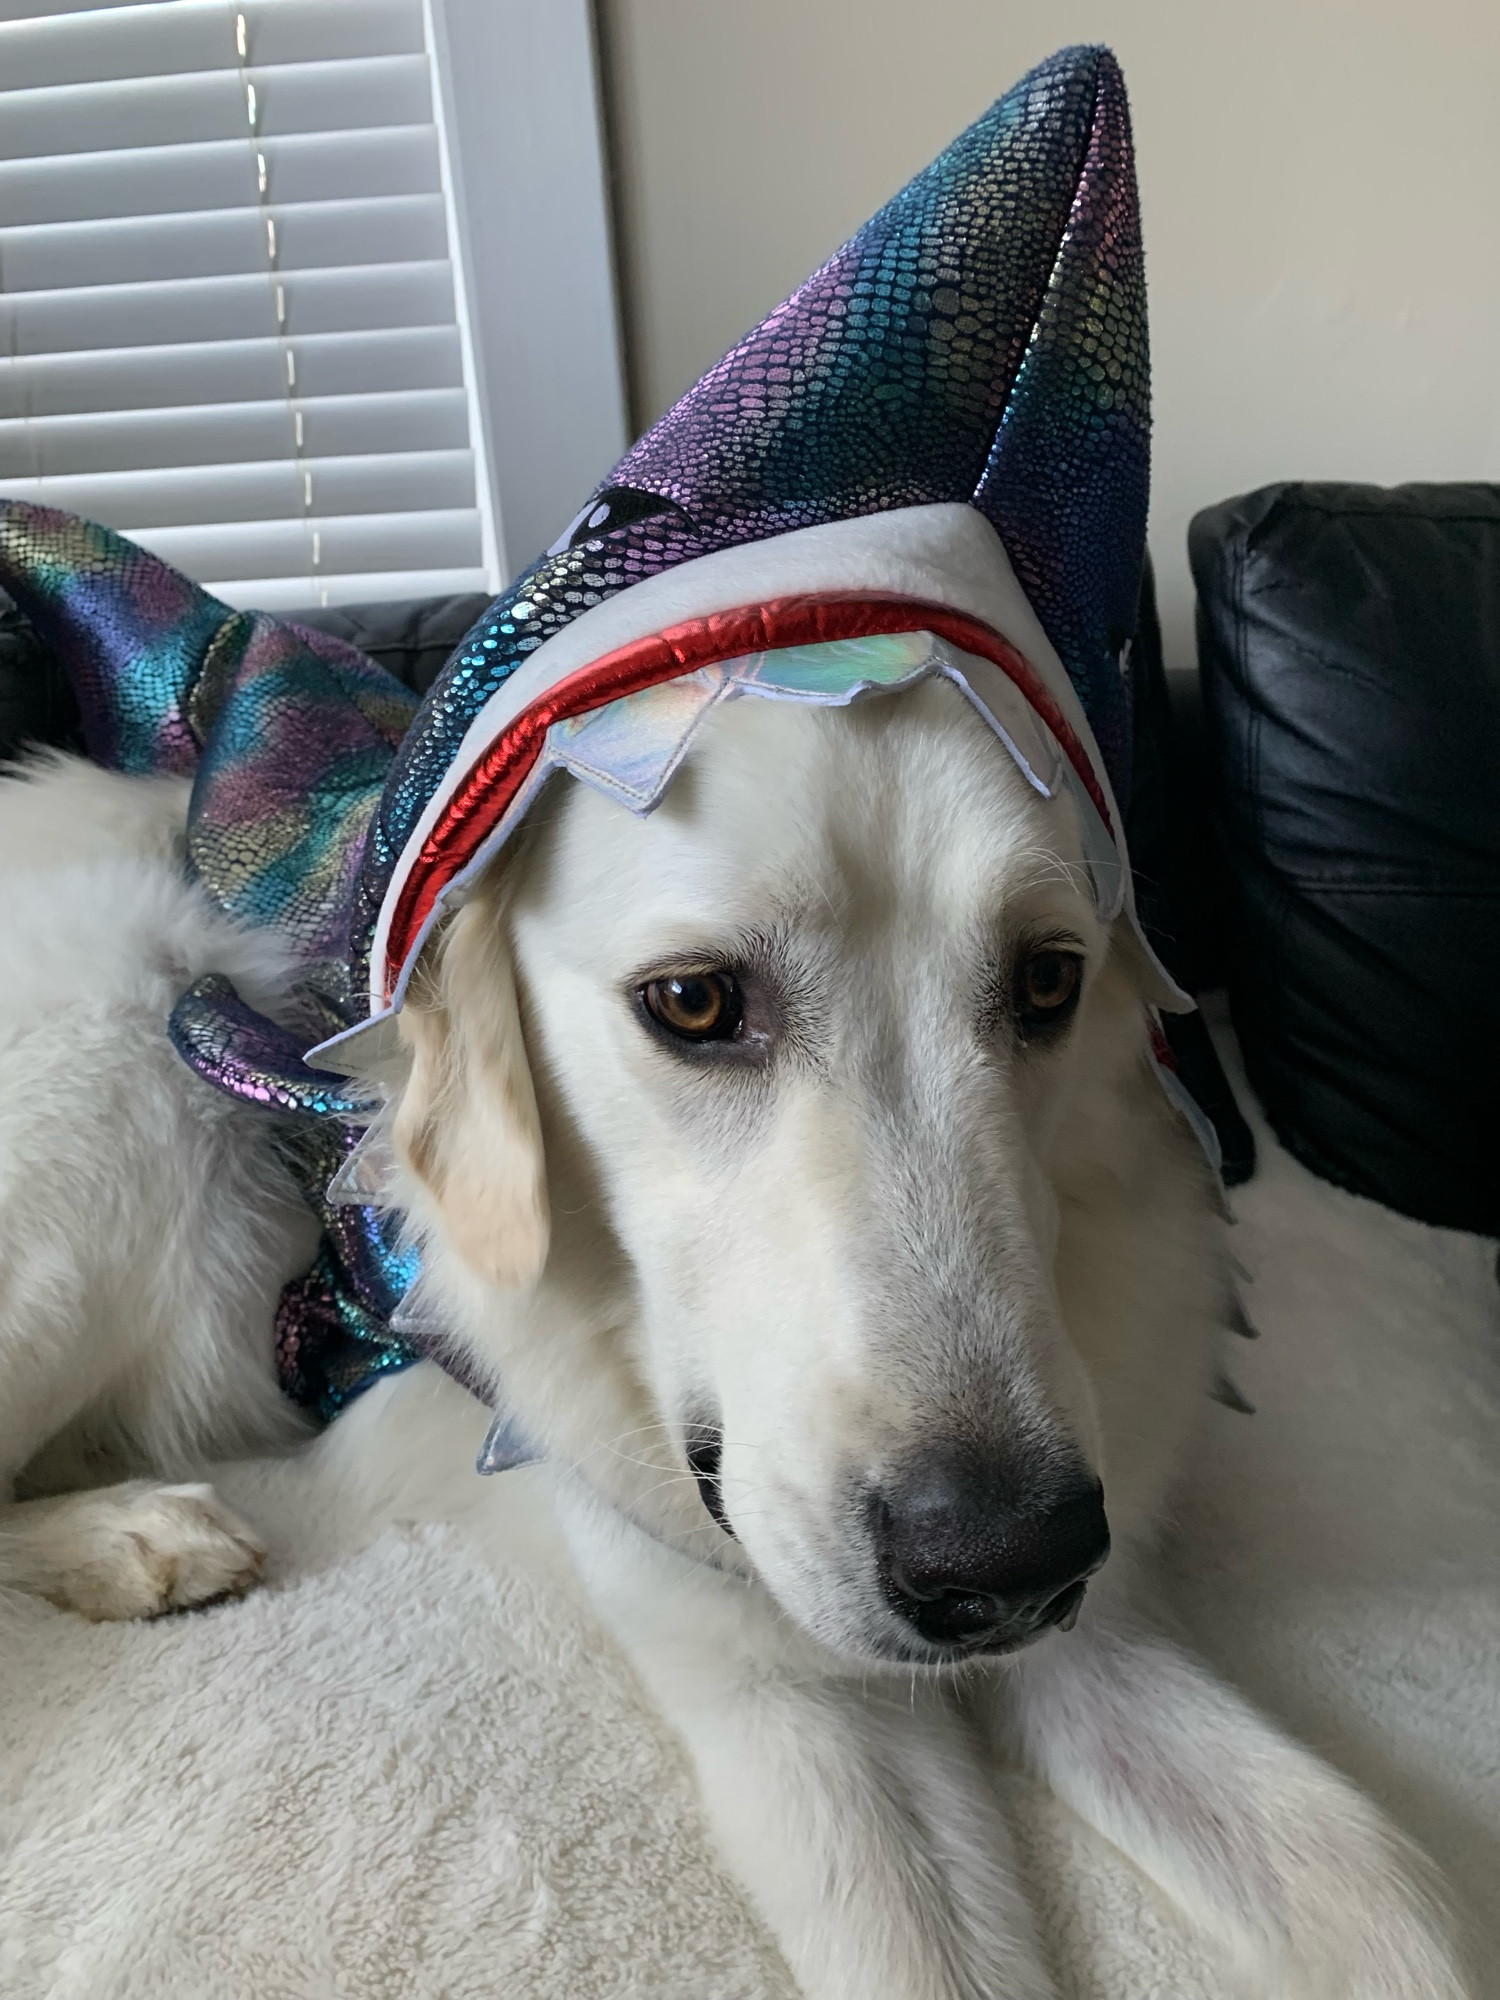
left=1192, top=483, right=1500, bottom=1237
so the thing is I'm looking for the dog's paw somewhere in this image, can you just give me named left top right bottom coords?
left=17, top=1480, right=267, bottom=1621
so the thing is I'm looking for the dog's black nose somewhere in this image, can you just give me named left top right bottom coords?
left=873, top=1459, right=1109, bottom=1652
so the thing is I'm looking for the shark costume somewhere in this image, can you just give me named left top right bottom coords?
left=0, top=45, right=1216, bottom=1449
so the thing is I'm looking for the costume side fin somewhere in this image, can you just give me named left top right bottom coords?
left=0, top=499, right=232, bottom=774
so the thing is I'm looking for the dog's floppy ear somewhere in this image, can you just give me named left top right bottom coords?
left=393, top=894, right=549, bottom=1290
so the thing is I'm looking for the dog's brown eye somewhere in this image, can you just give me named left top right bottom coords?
left=1015, top=949, right=1083, bottom=1036
left=642, top=972, right=742, bottom=1042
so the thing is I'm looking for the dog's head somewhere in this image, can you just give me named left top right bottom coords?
left=391, top=674, right=1210, bottom=1667
left=362, top=47, right=1189, bottom=1669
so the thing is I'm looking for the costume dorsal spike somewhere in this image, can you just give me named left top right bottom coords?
left=0, top=498, right=233, bottom=774
left=973, top=49, right=1148, bottom=795
left=608, top=47, right=1104, bottom=532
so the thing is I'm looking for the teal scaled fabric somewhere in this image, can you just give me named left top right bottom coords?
left=0, top=498, right=424, bottom=1423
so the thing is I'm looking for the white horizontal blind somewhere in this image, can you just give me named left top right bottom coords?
left=0, top=0, right=500, bottom=610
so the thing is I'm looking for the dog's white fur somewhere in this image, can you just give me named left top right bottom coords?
left=0, top=703, right=1467, bottom=1998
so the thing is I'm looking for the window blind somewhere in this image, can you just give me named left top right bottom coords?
left=0, top=0, right=500, bottom=610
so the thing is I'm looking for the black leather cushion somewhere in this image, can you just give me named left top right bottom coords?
left=288, top=593, right=492, bottom=699
left=1192, top=482, right=1500, bottom=1235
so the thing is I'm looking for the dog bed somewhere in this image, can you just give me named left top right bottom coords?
left=2, top=1012, right=1496, bottom=2000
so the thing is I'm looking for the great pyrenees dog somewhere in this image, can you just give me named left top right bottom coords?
left=0, top=682, right=1466, bottom=2000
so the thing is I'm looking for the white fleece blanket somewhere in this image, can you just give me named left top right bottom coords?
left=3, top=1020, right=1497, bottom=2000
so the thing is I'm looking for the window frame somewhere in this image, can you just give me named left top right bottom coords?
left=427, top=0, right=628, bottom=585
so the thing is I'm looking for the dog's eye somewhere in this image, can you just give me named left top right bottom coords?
left=642, top=972, right=743, bottom=1043
left=1014, top=949, right=1083, bottom=1037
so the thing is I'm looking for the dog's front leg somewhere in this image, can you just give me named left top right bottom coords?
left=556, top=1480, right=1055, bottom=2000
left=1001, top=1589, right=1470, bottom=1999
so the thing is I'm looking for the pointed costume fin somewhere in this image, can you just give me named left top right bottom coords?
left=0, top=499, right=232, bottom=774
left=185, top=613, right=416, bottom=1005
left=0, top=496, right=418, bottom=1010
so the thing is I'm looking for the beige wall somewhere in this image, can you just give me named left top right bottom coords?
left=598, top=0, right=1500, bottom=670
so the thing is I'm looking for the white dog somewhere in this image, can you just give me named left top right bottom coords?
left=0, top=679, right=1468, bottom=2000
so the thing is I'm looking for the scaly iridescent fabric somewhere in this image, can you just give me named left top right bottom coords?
left=166, top=973, right=368, bottom=1120
left=167, top=974, right=422, bottom=1422
left=349, top=43, right=1148, bottom=996
left=186, top=608, right=416, bottom=1010
left=0, top=502, right=226, bottom=774
left=0, top=500, right=424, bottom=1420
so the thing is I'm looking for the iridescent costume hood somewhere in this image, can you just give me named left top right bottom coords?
left=352, top=40, right=1152, bottom=1024
left=0, top=46, right=1203, bottom=1426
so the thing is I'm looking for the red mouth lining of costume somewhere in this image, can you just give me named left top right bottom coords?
left=381, top=592, right=1115, bottom=1001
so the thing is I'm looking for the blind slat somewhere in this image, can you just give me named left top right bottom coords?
left=135, top=507, right=484, bottom=581
left=0, top=125, right=441, bottom=226
left=209, top=565, right=489, bottom=612
left=1, top=194, right=450, bottom=292
left=1, top=263, right=456, bottom=354
left=1, top=54, right=432, bottom=161
left=1, top=448, right=476, bottom=528
left=0, top=331, right=464, bottom=418
left=0, top=392, right=475, bottom=477
left=0, top=2, right=149, bottom=20
left=0, top=0, right=425, bottom=93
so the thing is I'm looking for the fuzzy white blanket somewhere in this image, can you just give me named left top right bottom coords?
left=3, top=1026, right=1497, bottom=2000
